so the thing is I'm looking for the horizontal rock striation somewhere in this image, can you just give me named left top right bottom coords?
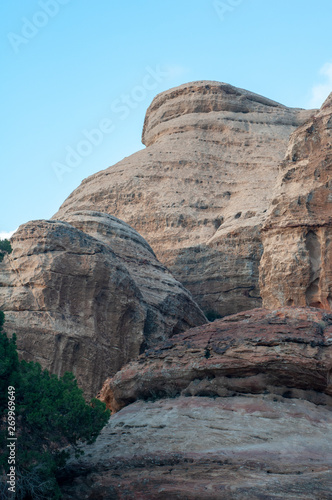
left=260, top=92, right=332, bottom=311
left=99, top=307, right=332, bottom=412
left=62, top=305, right=332, bottom=498
left=61, top=395, right=332, bottom=499
left=54, top=81, right=314, bottom=317
left=0, top=214, right=206, bottom=398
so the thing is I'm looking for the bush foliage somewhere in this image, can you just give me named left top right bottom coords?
left=0, top=312, right=110, bottom=499
left=0, top=239, right=12, bottom=262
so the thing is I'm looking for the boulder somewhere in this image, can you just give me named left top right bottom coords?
left=99, top=307, right=332, bottom=412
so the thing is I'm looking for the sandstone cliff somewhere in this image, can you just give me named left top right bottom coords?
left=61, top=307, right=332, bottom=499
left=0, top=214, right=205, bottom=398
left=2, top=80, right=330, bottom=498
left=260, top=92, right=332, bottom=311
left=54, top=81, right=314, bottom=317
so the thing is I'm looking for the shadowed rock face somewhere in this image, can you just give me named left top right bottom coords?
left=99, top=307, right=332, bottom=412
left=0, top=213, right=206, bottom=398
left=260, top=92, right=332, bottom=311
left=53, top=81, right=314, bottom=317
left=59, top=211, right=206, bottom=346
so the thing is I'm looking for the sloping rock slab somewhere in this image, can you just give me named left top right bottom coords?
left=60, top=395, right=332, bottom=499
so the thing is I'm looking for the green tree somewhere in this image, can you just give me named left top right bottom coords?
left=0, top=313, right=110, bottom=499
left=0, top=239, right=12, bottom=262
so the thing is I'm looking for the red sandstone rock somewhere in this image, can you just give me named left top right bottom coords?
left=99, top=307, right=332, bottom=412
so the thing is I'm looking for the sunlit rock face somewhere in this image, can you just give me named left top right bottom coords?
left=260, top=92, right=332, bottom=311
left=54, top=81, right=314, bottom=317
left=0, top=213, right=206, bottom=399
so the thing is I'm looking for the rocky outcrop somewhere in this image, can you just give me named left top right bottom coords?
left=260, top=92, right=332, bottom=311
left=3, top=81, right=331, bottom=497
left=0, top=214, right=206, bottom=398
left=59, top=211, right=206, bottom=346
left=53, top=81, right=314, bottom=317
left=61, top=307, right=332, bottom=499
left=99, top=307, right=332, bottom=412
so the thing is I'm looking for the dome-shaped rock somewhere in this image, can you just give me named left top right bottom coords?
left=54, top=81, right=314, bottom=317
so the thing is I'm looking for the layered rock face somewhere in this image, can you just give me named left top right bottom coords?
left=260, top=92, right=332, bottom=310
left=61, top=307, right=332, bottom=499
left=61, top=397, right=332, bottom=500
left=0, top=213, right=205, bottom=398
left=54, top=81, right=313, bottom=317
left=99, top=307, right=332, bottom=412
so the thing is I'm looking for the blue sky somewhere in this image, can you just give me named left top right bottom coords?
left=1, top=0, right=332, bottom=237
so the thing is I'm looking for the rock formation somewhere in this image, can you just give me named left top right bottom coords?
left=2, top=80, right=332, bottom=498
left=58, top=88, right=332, bottom=498
left=53, top=81, right=314, bottom=317
left=99, top=307, right=332, bottom=412
left=260, top=92, right=332, bottom=311
left=0, top=213, right=206, bottom=398
left=61, top=307, right=332, bottom=499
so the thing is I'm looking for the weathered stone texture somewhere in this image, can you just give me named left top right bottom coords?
left=54, top=81, right=314, bottom=317
left=61, top=395, right=332, bottom=499
left=61, top=306, right=332, bottom=498
left=100, top=306, right=332, bottom=412
left=260, top=92, right=332, bottom=311
left=0, top=214, right=205, bottom=398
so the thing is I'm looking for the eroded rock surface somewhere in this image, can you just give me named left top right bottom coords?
left=60, top=396, right=332, bottom=499
left=61, top=306, right=332, bottom=498
left=0, top=214, right=205, bottom=398
left=260, top=92, right=332, bottom=311
left=99, top=307, right=332, bottom=412
left=54, top=81, right=314, bottom=317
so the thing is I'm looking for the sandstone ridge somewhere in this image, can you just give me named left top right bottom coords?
left=63, top=306, right=332, bottom=499
left=54, top=81, right=315, bottom=317
left=99, top=306, right=332, bottom=413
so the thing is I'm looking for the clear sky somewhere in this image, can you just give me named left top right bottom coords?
left=1, top=0, right=332, bottom=237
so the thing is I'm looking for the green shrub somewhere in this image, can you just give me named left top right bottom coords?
left=204, top=310, right=223, bottom=322
left=0, top=312, right=110, bottom=499
left=0, top=239, right=12, bottom=262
